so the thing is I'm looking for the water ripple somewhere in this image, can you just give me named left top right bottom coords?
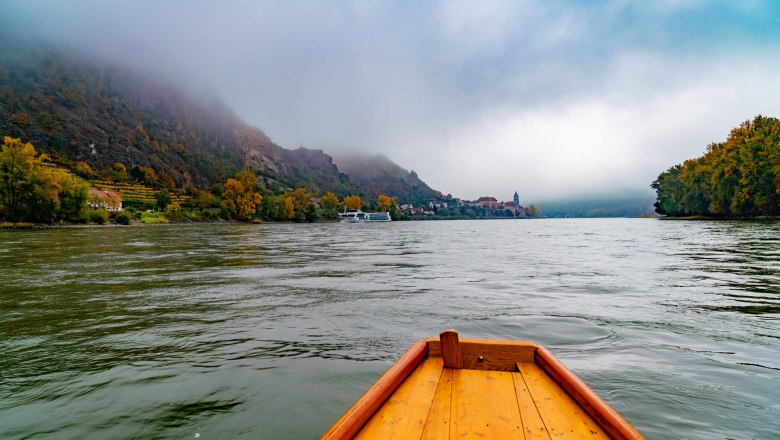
left=1, top=220, right=779, bottom=439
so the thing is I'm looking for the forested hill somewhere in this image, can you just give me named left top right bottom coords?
left=333, top=153, right=444, bottom=203
left=0, top=44, right=356, bottom=196
left=652, top=116, right=780, bottom=217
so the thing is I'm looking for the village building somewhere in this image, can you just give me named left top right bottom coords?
left=474, top=196, right=499, bottom=208
left=88, top=189, right=123, bottom=211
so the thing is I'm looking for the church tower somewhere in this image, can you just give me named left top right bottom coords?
left=513, top=191, right=520, bottom=216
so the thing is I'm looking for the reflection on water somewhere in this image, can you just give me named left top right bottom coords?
left=1, top=220, right=778, bottom=439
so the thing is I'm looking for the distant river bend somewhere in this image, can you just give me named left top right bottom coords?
left=1, top=219, right=778, bottom=439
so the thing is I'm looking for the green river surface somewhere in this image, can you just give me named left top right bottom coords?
left=1, top=219, right=778, bottom=439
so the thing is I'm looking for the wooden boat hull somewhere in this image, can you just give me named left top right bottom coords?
left=322, top=330, right=644, bottom=440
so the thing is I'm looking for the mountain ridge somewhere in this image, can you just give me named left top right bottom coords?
left=332, top=152, right=443, bottom=203
left=1, top=43, right=440, bottom=201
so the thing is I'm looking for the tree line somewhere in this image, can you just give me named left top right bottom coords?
left=218, top=171, right=398, bottom=222
left=652, top=116, right=780, bottom=217
left=0, top=136, right=397, bottom=224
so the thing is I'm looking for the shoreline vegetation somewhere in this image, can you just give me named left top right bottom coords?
left=652, top=116, right=780, bottom=219
left=1, top=136, right=538, bottom=227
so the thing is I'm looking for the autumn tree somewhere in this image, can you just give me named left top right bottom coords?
left=0, top=136, right=38, bottom=219
left=136, top=166, right=159, bottom=187
left=221, top=170, right=262, bottom=221
left=342, top=195, right=361, bottom=211
left=74, top=161, right=96, bottom=179
left=0, top=136, right=88, bottom=222
left=376, top=194, right=396, bottom=212
left=184, top=187, right=214, bottom=211
left=281, top=195, right=295, bottom=220
left=320, top=192, right=339, bottom=219
left=289, top=187, right=315, bottom=221
left=110, top=162, right=129, bottom=183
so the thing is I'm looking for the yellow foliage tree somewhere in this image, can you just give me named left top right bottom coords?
left=342, top=195, right=361, bottom=211
left=282, top=196, right=295, bottom=220
left=0, top=136, right=89, bottom=222
left=75, top=161, right=96, bottom=179
left=0, top=136, right=41, bottom=218
left=221, top=171, right=262, bottom=221
left=376, top=194, right=396, bottom=212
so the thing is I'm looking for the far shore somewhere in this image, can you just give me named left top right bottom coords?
left=659, top=215, right=780, bottom=221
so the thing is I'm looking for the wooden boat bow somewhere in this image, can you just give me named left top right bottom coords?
left=322, top=330, right=644, bottom=439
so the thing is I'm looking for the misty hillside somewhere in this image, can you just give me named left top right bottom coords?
left=333, top=153, right=443, bottom=203
left=0, top=44, right=357, bottom=195
left=535, top=195, right=657, bottom=218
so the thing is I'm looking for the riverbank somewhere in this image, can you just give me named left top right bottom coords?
left=1, top=214, right=542, bottom=228
left=659, top=215, right=780, bottom=220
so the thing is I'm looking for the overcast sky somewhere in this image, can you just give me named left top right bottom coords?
left=3, top=1, right=780, bottom=201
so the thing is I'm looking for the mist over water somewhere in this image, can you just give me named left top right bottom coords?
left=1, top=219, right=778, bottom=439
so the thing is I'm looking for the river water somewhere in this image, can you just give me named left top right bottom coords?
left=1, top=219, right=778, bottom=439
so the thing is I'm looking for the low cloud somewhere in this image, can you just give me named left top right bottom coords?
left=2, top=0, right=779, bottom=201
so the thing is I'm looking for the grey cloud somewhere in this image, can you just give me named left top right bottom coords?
left=2, top=0, right=778, bottom=200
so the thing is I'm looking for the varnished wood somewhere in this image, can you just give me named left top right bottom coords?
left=355, top=358, right=444, bottom=439
left=323, top=331, right=644, bottom=439
left=420, top=368, right=453, bottom=440
left=321, top=340, right=428, bottom=440
left=512, top=367, right=552, bottom=439
left=450, top=368, right=524, bottom=438
left=535, top=347, right=645, bottom=440
left=518, top=362, right=610, bottom=439
left=427, top=337, right=538, bottom=371
left=439, top=330, right=463, bottom=369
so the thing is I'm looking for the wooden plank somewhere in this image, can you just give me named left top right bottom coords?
left=517, top=363, right=610, bottom=439
left=427, top=338, right=538, bottom=371
left=535, top=347, right=645, bottom=440
left=440, top=330, right=463, bottom=369
left=355, top=358, right=444, bottom=439
left=512, top=367, right=552, bottom=440
left=450, top=369, right=524, bottom=438
left=321, top=340, right=429, bottom=440
left=420, top=368, right=453, bottom=440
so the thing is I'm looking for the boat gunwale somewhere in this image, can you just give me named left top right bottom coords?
left=535, top=346, right=644, bottom=440
left=320, top=339, right=429, bottom=440
left=321, top=334, right=645, bottom=440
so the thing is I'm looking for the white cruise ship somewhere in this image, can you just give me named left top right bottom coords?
left=338, top=210, right=392, bottom=223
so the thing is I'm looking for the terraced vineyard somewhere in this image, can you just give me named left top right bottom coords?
left=91, top=180, right=191, bottom=206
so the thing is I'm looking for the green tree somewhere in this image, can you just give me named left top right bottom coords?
left=652, top=116, right=780, bottom=217
left=155, top=189, right=172, bottom=211
left=110, top=162, right=129, bottom=183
